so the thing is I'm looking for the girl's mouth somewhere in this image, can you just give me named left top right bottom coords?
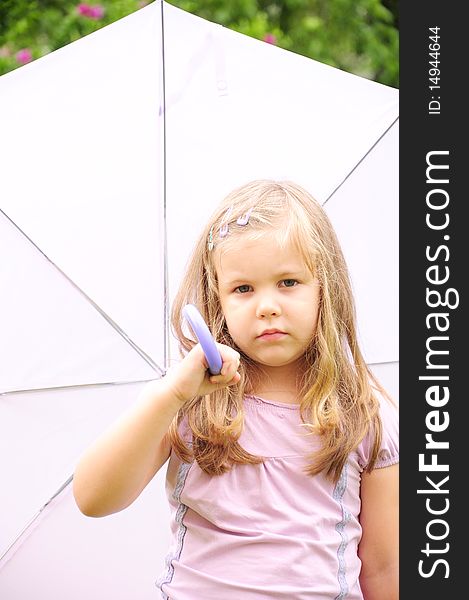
left=257, top=330, right=287, bottom=341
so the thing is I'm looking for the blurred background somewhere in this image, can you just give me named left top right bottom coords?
left=0, top=0, right=398, bottom=86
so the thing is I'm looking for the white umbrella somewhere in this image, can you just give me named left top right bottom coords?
left=0, top=1, right=398, bottom=597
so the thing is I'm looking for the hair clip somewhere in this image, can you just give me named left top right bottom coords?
left=219, top=206, right=233, bottom=238
left=207, top=226, right=214, bottom=251
left=236, top=207, right=253, bottom=226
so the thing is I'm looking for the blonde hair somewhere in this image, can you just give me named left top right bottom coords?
left=170, top=179, right=388, bottom=483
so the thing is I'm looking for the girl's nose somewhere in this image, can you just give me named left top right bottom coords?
left=256, top=298, right=282, bottom=319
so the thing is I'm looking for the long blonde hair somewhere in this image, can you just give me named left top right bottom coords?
left=169, top=179, right=387, bottom=483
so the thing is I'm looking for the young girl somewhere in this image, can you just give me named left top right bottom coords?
left=73, top=180, right=399, bottom=600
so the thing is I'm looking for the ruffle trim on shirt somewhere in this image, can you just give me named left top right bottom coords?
left=333, top=463, right=352, bottom=599
left=155, top=461, right=192, bottom=598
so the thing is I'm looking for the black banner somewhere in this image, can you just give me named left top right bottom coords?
left=400, top=2, right=465, bottom=597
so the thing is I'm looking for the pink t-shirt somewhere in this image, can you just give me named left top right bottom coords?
left=156, top=393, right=399, bottom=599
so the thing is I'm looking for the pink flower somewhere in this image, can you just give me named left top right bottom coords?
left=77, top=3, right=91, bottom=16
left=15, top=48, right=33, bottom=64
left=263, top=33, right=277, bottom=45
left=77, top=4, right=105, bottom=20
left=89, top=5, right=104, bottom=19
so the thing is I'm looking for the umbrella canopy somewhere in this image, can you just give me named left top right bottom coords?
left=0, top=1, right=398, bottom=597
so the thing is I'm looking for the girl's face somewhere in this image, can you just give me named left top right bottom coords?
left=216, top=232, right=320, bottom=371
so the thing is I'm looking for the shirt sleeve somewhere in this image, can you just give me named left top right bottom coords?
left=356, top=391, right=399, bottom=470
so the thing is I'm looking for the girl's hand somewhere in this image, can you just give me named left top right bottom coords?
left=163, top=343, right=241, bottom=406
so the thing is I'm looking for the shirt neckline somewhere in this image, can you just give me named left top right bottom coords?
left=245, top=394, right=300, bottom=409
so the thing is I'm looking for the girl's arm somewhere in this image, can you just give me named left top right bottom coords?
left=358, top=463, right=399, bottom=600
left=72, top=343, right=240, bottom=518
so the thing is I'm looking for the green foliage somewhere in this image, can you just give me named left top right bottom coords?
left=0, top=1, right=143, bottom=75
left=170, top=0, right=399, bottom=87
left=0, top=0, right=398, bottom=87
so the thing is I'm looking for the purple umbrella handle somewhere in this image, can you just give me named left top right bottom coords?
left=182, top=304, right=223, bottom=375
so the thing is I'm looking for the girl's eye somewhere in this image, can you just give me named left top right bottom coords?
left=281, top=279, right=298, bottom=288
left=235, top=284, right=252, bottom=294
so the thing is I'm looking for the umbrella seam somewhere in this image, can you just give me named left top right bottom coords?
left=161, top=0, right=170, bottom=373
left=0, top=378, right=161, bottom=397
left=323, top=116, right=399, bottom=207
left=0, top=476, right=73, bottom=567
left=0, top=208, right=164, bottom=377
